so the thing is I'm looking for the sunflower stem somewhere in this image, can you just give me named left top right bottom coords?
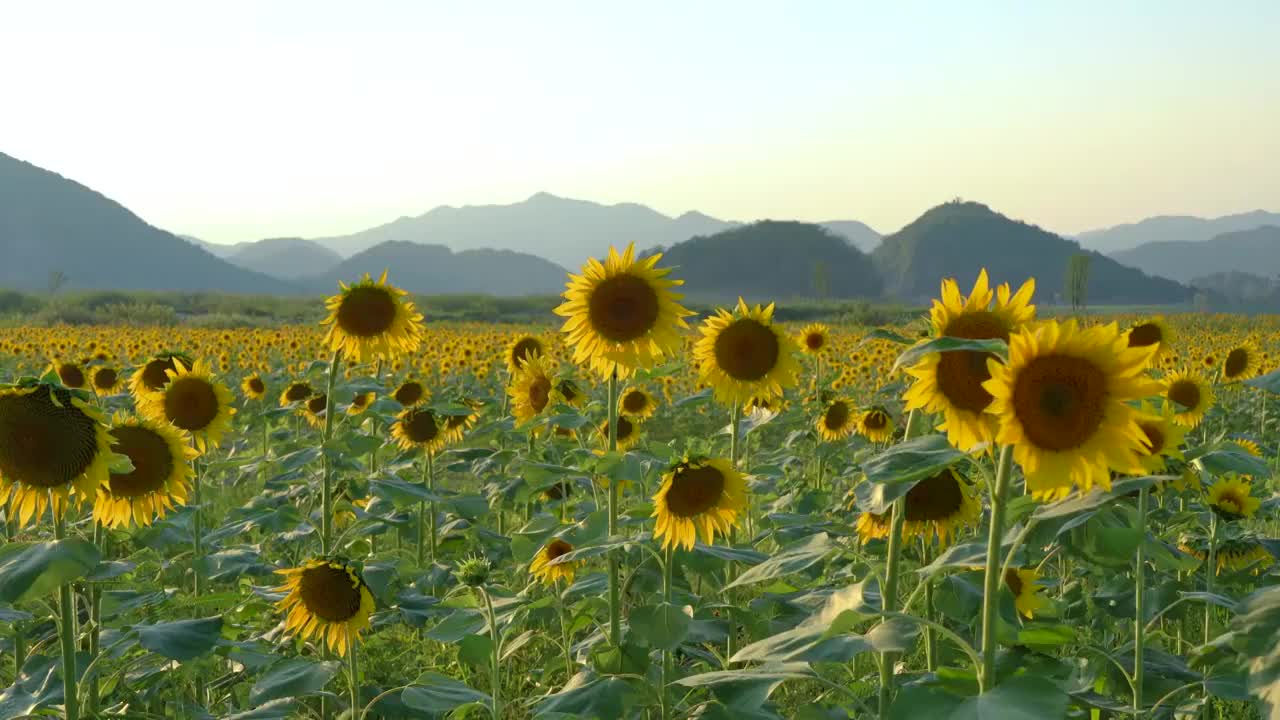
left=418, top=449, right=436, bottom=565
left=559, top=586, right=574, bottom=682
left=348, top=642, right=360, bottom=717
left=1204, top=512, right=1217, bottom=645
left=479, top=587, right=502, bottom=720
left=660, top=543, right=675, bottom=720
left=13, top=623, right=26, bottom=678
left=606, top=371, right=622, bottom=648
left=193, top=455, right=204, bottom=597
left=320, top=349, right=343, bottom=556
left=725, top=399, right=742, bottom=665
left=52, top=493, right=80, bottom=720
left=1134, top=486, right=1148, bottom=717
left=921, top=537, right=937, bottom=673
left=978, top=444, right=1014, bottom=693
left=88, top=521, right=105, bottom=714
left=876, top=410, right=916, bottom=717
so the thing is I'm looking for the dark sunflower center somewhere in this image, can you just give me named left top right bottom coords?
left=1224, top=349, right=1249, bottom=378
left=713, top=319, right=780, bottom=381
left=336, top=285, right=398, bottom=338
left=823, top=401, right=850, bottom=430
left=395, top=383, right=424, bottom=406
left=1167, top=380, right=1201, bottom=411
left=108, top=425, right=175, bottom=497
left=307, top=395, right=328, bottom=416
left=298, top=564, right=363, bottom=622
left=622, top=390, right=648, bottom=414
left=403, top=409, right=440, bottom=443
left=1139, top=422, right=1165, bottom=456
left=141, top=358, right=178, bottom=391
left=0, top=385, right=99, bottom=489
left=616, top=415, right=635, bottom=440
left=93, top=368, right=119, bottom=390
left=545, top=539, right=573, bottom=560
left=58, top=364, right=86, bottom=388
left=352, top=393, right=369, bottom=408
left=1128, top=323, right=1162, bottom=348
left=248, top=377, right=266, bottom=394
left=543, top=481, right=571, bottom=499
left=587, top=274, right=661, bottom=342
left=666, top=465, right=725, bottom=518
left=864, top=410, right=888, bottom=430
left=1012, top=354, right=1107, bottom=451
left=805, top=333, right=825, bottom=350
left=529, top=377, right=552, bottom=413
left=510, top=338, right=544, bottom=368
left=163, top=377, right=221, bottom=432
left=903, top=470, right=964, bottom=521
left=935, top=312, right=1008, bottom=413
left=285, top=383, right=312, bottom=402
left=558, top=380, right=579, bottom=403
left=1003, top=568, right=1023, bottom=596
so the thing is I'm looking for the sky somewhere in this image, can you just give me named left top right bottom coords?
left=2, top=1, right=1278, bottom=244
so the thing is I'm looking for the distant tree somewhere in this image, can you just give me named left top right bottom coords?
left=812, top=260, right=830, bottom=300
left=47, top=270, right=68, bottom=297
left=1065, top=254, right=1091, bottom=315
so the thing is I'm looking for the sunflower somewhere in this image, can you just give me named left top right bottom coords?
left=816, top=398, right=856, bottom=442
left=443, top=402, right=481, bottom=444
left=857, top=406, right=896, bottom=443
left=391, top=406, right=448, bottom=454
left=1125, top=317, right=1173, bottom=358
left=1134, top=401, right=1188, bottom=474
left=0, top=382, right=113, bottom=526
left=902, top=269, right=1036, bottom=451
left=275, top=559, right=376, bottom=655
left=854, top=468, right=980, bottom=546
left=982, top=319, right=1160, bottom=499
left=797, top=323, right=830, bottom=354
left=506, top=335, right=546, bottom=375
left=1180, top=536, right=1276, bottom=576
left=129, top=352, right=190, bottom=408
left=91, top=366, right=123, bottom=395
left=1205, top=475, right=1260, bottom=520
left=50, top=359, right=89, bottom=390
left=348, top=391, right=376, bottom=416
left=303, top=394, right=329, bottom=429
left=242, top=374, right=267, bottom=401
left=1221, top=345, right=1256, bottom=382
left=529, top=538, right=578, bottom=585
left=94, top=413, right=195, bottom=528
left=1162, top=370, right=1214, bottom=428
left=619, top=386, right=657, bottom=420
left=598, top=415, right=642, bottom=452
left=279, top=380, right=314, bottom=408
left=509, top=354, right=560, bottom=428
left=392, top=379, right=429, bottom=407
left=321, top=271, right=425, bottom=364
left=652, top=457, right=747, bottom=551
left=555, top=243, right=692, bottom=378
left=145, top=359, right=236, bottom=454
left=556, top=378, right=586, bottom=408
left=1230, top=438, right=1263, bottom=457
left=694, top=298, right=800, bottom=406
left=1004, top=568, right=1048, bottom=619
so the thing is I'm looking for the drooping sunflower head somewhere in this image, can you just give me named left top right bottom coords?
left=347, top=391, right=376, bottom=416
left=303, top=394, right=329, bottom=429
left=276, top=558, right=376, bottom=656
left=443, top=404, right=481, bottom=444
left=0, top=382, right=113, bottom=527
left=1221, top=345, right=1256, bottom=382
left=279, top=380, right=314, bottom=408
left=982, top=319, right=1161, bottom=499
left=1162, top=370, right=1214, bottom=428
left=556, top=378, right=585, bottom=408
left=1230, top=437, right=1263, bottom=457
left=1125, top=317, right=1173, bottom=358
left=1134, top=401, right=1189, bottom=474
left=555, top=243, right=693, bottom=378
left=694, top=298, right=801, bottom=407
left=903, top=268, right=1036, bottom=451
left=598, top=414, right=642, bottom=452
left=392, top=379, right=429, bottom=408
left=529, top=538, right=578, bottom=586
left=509, top=353, right=560, bottom=428
left=855, top=467, right=979, bottom=546
left=506, top=335, right=546, bottom=375
left=619, top=386, right=657, bottom=419
left=651, top=457, right=747, bottom=550
left=146, top=359, right=235, bottom=454
left=816, top=398, right=856, bottom=442
left=857, top=406, right=896, bottom=443
left=1205, top=475, right=1260, bottom=520
left=95, top=413, right=196, bottom=529
left=391, top=406, right=448, bottom=454
left=241, top=374, right=267, bottom=401
left=797, top=323, right=830, bottom=355
left=91, top=366, right=123, bottom=395
left=322, top=271, right=425, bottom=364
left=1004, top=568, right=1048, bottom=619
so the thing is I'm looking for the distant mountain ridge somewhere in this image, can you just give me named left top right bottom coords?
left=1076, top=210, right=1280, bottom=254
left=1110, top=225, right=1280, bottom=283
left=303, top=241, right=568, bottom=296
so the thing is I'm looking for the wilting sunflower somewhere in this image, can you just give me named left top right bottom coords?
left=855, top=468, right=980, bottom=546
left=1206, top=475, right=1260, bottom=520
left=1004, top=568, right=1048, bottom=619
left=129, top=352, right=190, bottom=409
left=903, top=269, right=1036, bottom=451
left=322, top=271, right=425, bottom=364
left=797, top=323, right=830, bottom=355
left=598, top=415, right=642, bottom=452
left=556, top=378, right=586, bottom=408
left=392, top=379, right=429, bottom=407
left=982, top=319, right=1160, bottom=499
left=443, top=407, right=480, bottom=444
left=1221, top=345, right=1256, bottom=382
left=94, top=413, right=195, bottom=528
left=347, top=391, right=376, bottom=416
left=1134, top=401, right=1188, bottom=474
left=1125, top=317, right=1174, bottom=358
left=1162, top=370, right=1214, bottom=428
left=279, top=380, right=314, bottom=408
left=506, top=335, right=546, bottom=375
left=652, top=457, right=746, bottom=551
left=529, top=538, right=578, bottom=585
left=0, top=382, right=113, bottom=526
left=391, top=406, right=448, bottom=454
left=816, top=398, right=857, bottom=442
left=303, top=394, right=329, bottom=429
left=509, top=354, right=559, bottom=428
left=1180, top=535, right=1276, bottom=576
left=50, top=359, right=89, bottom=390
left=145, top=359, right=236, bottom=454
left=275, top=558, right=375, bottom=655
left=555, top=243, right=692, bottom=378
left=694, top=298, right=800, bottom=406
left=619, top=386, right=658, bottom=420
left=91, top=366, right=123, bottom=395
left=857, top=406, right=896, bottom=443
left=242, top=374, right=267, bottom=401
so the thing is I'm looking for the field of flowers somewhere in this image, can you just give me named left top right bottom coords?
left=1, top=246, right=1279, bottom=719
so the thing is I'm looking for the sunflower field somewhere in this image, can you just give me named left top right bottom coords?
left=2, top=249, right=1280, bottom=720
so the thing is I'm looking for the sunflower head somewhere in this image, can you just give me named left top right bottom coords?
left=816, top=398, right=856, bottom=442
left=1205, top=475, right=1260, bottom=520
left=276, top=558, right=376, bottom=655
left=651, top=457, right=746, bottom=550
left=322, top=271, right=425, bottom=364
left=1134, top=401, right=1188, bottom=474
left=619, top=386, right=657, bottom=419
left=555, top=243, right=693, bottom=378
left=242, top=374, right=267, bottom=400
left=855, top=467, right=979, bottom=546
left=95, top=413, right=196, bottom=529
left=91, top=366, right=123, bottom=395
left=1125, top=317, right=1173, bottom=358
left=393, top=380, right=429, bottom=407
left=797, top=323, right=830, bottom=354
left=506, top=335, right=546, bottom=375
left=1221, top=345, right=1256, bottom=382
left=529, top=538, right=578, bottom=586
left=392, top=406, right=448, bottom=454
left=857, top=406, right=896, bottom=443
left=694, top=298, right=801, bottom=407
left=49, top=359, right=88, bottom=390
left=145, top=359, right=235, bottom=454
left=1004, top=568, right=1048, bottom=619
left=279, top=380, right=314, bottom=408
left=130, top=352, right=192, bottom=406
left=598, top=414, right=642, bottom=452
left=509, top=354, right=560, bottom=428
left=456, top=555, right=493, bottom=588
left=303, top=394, right=329, bottom=429
left=1163, top=370, right=1214, bottom=428
left=556, top=378, right=585, bottom=408
left=347, top=391, right=376, bottom=416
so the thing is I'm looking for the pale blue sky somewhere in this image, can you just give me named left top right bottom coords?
left=2, top=1, right=1277, bottom=244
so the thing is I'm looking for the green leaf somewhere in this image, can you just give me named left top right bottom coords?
left=249, top=658, right=341, bottom=705
left=223, top=699, right=299, bottom=720
left=630, top=603, right=692, bottom=651
left=135, top=616, right=223, bottom=661
left=1194, top=447, right=1273, bottom=479
left=858, top=328, right=913, bottom=347
left=674, top=662, right=814, bottom=688
left=891, top=336, right=1008, bottom=375
left=857, top=435, right=964, bottom=514
left=1031, top=476, right=1162, bottom=521
left=0, top=540, right=101, bottom=604
left=951, top=675, right=1069, bottom=719
left=1244, top=368, right=1280, bottom=394
left=1231, top=585, right=1280, bottom=717
left=401, top=672, right=491, bottom=714
left=370, top=476, right=445, bottom=506
left=426, top=610, right=485, bottom=643
left=535, top=672, right=638, bottom=719
left=725, top=533, right=833, bottom=590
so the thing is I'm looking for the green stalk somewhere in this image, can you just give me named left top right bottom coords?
left=193, top=456, right=204, bottom=597
left=1134, top=486, right=1149, bottom=717
left=88, top=522, right=105, bottom=713
left=348, top=643, right=359, bottom=717
left=725, top=399, right=742, bottom=664
left=606, top=371, right=621, bottom=647
left=417, top=450, right=436, bottom=565
left=661, top=544, right=675, bottom=720
left=876, top=409, right=916, bottom=716
left=978, top=445, right=1014, bottom=693
left=922, top=537, right=937, bottom=672
left=320, top=349, right=343, bottom=555
left=560, top=587, right=574, bottom=682
left=480, top=587, right=502, bottom=719
left=13, top=624, right=26, bottom=677
left=1204, top=512, right=1217, bottom=644
left=53, top=494, right=80, bottom=720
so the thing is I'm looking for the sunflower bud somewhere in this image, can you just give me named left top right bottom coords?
left=456, top=555, right=492, bottom=587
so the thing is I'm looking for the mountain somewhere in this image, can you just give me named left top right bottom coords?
left=305, top=241, right=567, bottom=296
left=652, top=221, right=883, bottom=301
left=1110, top=226, right=1280, bottom=284
left=872, top=201, right=1190, bottom=305
left=1076, top=210, right=1280, bottom=254
left=310, top=192, right=740, bottom=267
left=0, top=152, right=289, bottom=293
left=225, top=237, right=343, bottom=279
left=819, top=220, right=882, bottom=252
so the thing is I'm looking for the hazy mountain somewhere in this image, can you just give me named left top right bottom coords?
left=1076, top=210, right=1280, bottom=254
left=872, top=201, right=1190, bottom=305
left=225, top=237, right=343, bottom=280
left=818, top=220, right=882, bottom=252
left=180, top=234, right=241, bottom=258
left=304, top=240, right=567, bottom=296
left=652, top=221, right=883, bottom=302
left=0, top=152, right=289, bottom=293
left=1110, top=226, right=1280, bottom=283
